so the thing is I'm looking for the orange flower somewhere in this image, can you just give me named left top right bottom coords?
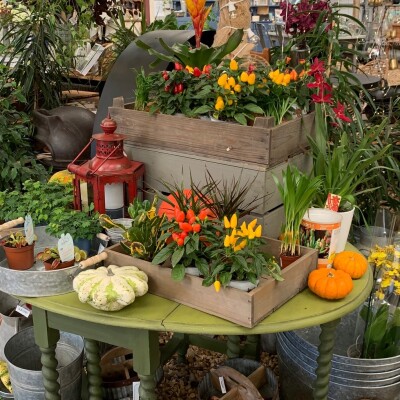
left=185, top=0, right=212, bottom=48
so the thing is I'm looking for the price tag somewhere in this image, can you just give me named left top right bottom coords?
left=132, top=382, right=140, bottom=400
left=24, top=214, right=35, bottom=245
left=219, top=376, right=227, bottom=394
left=16, top=304, right=31, bottom=318
left=58, top=234, right=75, bottom=262
left=325, top=193, right=341, bottom=212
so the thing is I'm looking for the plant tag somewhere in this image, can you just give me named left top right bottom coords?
left=325, top=193, right=341, bottom=212
left=15, top=304, right=31, bottom=318
left=219, top=376, right=227, bottom=394
left=58, top=234, right=75, bottom=262
left=24, top=214, right=35, bottom=245
left=132, top=382, right=140, bottom=400
left=97, top=243, right=105, bottom=254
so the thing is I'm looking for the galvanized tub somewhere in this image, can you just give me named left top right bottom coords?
left=4, top=326, right=84, bottom=400
left=0, top=226, right=105, bottom=297
left=277, top=310, right=400, bottom=400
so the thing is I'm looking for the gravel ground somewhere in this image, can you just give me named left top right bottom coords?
left=155, top=335, right=279, bottom=400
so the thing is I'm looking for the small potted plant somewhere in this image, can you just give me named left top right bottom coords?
left=45, top=204, right=102, bottom=254
left=0, top=231, right=36, bottom=270
left=273, top=164, right=322, bottom=268
left=36, top=246, right=87, bottom=271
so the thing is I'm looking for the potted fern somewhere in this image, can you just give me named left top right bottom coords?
left=273, top=165, right=322, bottom=268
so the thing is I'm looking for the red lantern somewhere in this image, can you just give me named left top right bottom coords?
left=67, top=115, right=144, bottom=216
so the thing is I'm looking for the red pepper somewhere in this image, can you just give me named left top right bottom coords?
left=162, top=71, right=169, bottom=81
left=164, top=85, right=170, bottom=92
left=198, top=210, right=209, bottom=220
left=174, top=62, right=183, bottom=71
left=175, top=209, right=185, bottom=222
left=248, top=64, right=255, bottom=73
left=186, top=209, right=195, bottom=220
left=172, top=232, right=180, bottom=241
left=192, top=223, right=201, bottom=233
left=176, top=238, right=184, bottom=246
left=180, top=231, right=188, bottom=239
left=188, top=216, right=196, bottom=225
left=178, top=83, right=184, bottom=93
left=179, top=222, right=193, bottom=232
left=173, top=84, right=179, bottom=94
left=193, top=67, right=202, bottom=77
left=203, top=64, right=212, bottom=75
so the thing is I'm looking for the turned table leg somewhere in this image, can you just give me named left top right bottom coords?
left=32, top=308, right=61, bottom=400
left=226, top=335, right=241, bottom=358
left=84, top=338, right=103, bottom=400
left=313, top=318, right=341, bottom=400
left=131, top=329, right=160, bottom=400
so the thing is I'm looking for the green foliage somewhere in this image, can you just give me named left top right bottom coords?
left=273, top=165, right=322, bottom=256
left=0, top=67, right=49, bottom=191
left=0, top=180, right=73, bottom=225
left=1, top=0, right=75, bottom=110
left=136, top=28, right=244, bottom=70
left=46, top=203, right=102, bottom=240
left=100, top=197, right=166, bottom=261
left=0, top=231, right=29, bottom=248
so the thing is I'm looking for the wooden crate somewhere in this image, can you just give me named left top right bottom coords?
left=108, top=101, right=315, bottom=167
left=123, top=143, right=312, bottom=215
left=104, top=238, right=318, bottom=328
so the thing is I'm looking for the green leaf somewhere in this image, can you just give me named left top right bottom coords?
left=171, top=246, right=185, bottom=267
left=171, top=264, right=185, bottom=281
left=152, top=244, right=173, bottom=265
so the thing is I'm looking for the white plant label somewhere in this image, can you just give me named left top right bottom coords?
left=58, top=233, right=75, bottom=262
left=24, top=214, right=35, bottom=245
left=219, top=376, right=227, bottom=393
left=16, top=304, right=31, bottom=318
left=132, top=382, right=140, bottom=400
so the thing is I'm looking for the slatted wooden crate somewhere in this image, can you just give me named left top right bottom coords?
left=104, top=238, right=318, bottom=328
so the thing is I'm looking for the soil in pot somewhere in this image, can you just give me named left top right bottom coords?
left=3, top=244, right=35, bottom=270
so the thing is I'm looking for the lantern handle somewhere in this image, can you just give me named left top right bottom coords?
left=69, top=138, right=95, bottom=167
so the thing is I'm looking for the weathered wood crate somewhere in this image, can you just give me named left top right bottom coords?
left=104, top=238, right=318, bottom=328
left=108, top=101, right=315, bottom=167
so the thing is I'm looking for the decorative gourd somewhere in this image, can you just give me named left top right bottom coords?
left=48, top=169, right=74, bottom=185
left=308, top=268, right=353, bottom=300
left=73, top=265, right=148, bottom=311
left=333, top=251, right=368, bottom=279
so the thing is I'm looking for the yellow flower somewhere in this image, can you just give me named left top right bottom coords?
left=234, top=84, right=241, bottom=93
left=240, top=71, right=249, bottom=83
left=228, top=76, right=236, bottom=87
left=214, top=280, right=221, bottom=292
left=229, top=59, right=238, bottom=71
left=255, top=225, right=262, bottom=237
left=248, top=219, right=257, bottom=230
left=224, top=216, right=230, bottom=228
left=218, top=73, right=228, bottom=87
left=247, top=72, right=256, bottom=85
left=215, top=96, right=225, bottom=111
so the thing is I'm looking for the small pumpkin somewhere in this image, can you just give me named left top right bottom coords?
left=308, top=268, right=353, bottom=300
left=73, top=265, right=148, bottom=311
left=333, top=251, right=368, bottom=279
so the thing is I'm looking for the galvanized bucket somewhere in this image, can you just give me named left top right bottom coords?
left=277, top=310, right=400, bottom=400
left=4, top=326, right=84, bottom=400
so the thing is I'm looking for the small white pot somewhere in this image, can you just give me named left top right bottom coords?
left=227, top=280, right=259, bottom=292
left=336, top=207, right=355, bottom=253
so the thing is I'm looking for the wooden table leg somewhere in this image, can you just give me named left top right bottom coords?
left=313, top=318, right=340, bottom=400
left=131, top=329, right=160, bottom=400
left=84, top=339, right=103, bottom=400
left=32, top=307, right=61, bottom=400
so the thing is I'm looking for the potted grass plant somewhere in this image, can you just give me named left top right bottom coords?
left=273, top=164, right=322, bottom=268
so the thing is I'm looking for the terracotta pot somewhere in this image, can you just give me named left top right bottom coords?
left=43, top=258, right=75, bottom=271
left=279, top=253, right=301, bottom=269
left=3, top=244, right=35, bottom=270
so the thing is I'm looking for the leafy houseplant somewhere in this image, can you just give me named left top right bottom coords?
left=0, top=180, right=73, bottom=225
left=273, top=165, right=322, bottom=259
left=99, top=197, right=166, bottom=262
left=0, top=231, right=36, bottom=270
left=46, top=203, right=102, bottom=241
left=36, top=246, right=87, bottom=271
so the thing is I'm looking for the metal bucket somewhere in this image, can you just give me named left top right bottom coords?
left=4, top=326, right=84, bottom=400
left=277, top=311, right=400, bottom=400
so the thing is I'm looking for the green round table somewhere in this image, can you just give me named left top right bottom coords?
left=20, top=264, right=372, bottom=400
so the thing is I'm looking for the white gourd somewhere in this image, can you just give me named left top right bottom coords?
left=73, top=264, right=148, bottom=311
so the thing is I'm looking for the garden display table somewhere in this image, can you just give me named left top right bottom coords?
left=18, top=263, right=372, bottom=400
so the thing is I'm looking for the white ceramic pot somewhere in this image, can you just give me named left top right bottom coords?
left=227, top=280, right=259, bottom=292
left=336, top=207, right=355, bottom=253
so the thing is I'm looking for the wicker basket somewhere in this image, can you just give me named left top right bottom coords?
left=358, top=58, right=389, bottom=81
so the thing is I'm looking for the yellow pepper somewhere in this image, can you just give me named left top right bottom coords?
left=218, top=73, right=228, bottom=87
left=230, top=59, right=238, bottom=71
left=247, top=72, right=256, bottom=85
left=214, top=280, right=221, bottom=292
left=240, top=71, right=249, bottom=83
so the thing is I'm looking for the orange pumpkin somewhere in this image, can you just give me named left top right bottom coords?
left=333, top=251, right=368, bottom=279
left=308, top=268, right=353, bottom=300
